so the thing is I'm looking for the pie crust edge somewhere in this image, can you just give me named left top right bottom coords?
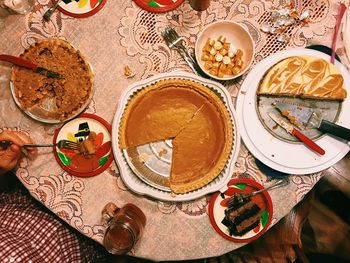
left=118, top=78, right=234, bottom=194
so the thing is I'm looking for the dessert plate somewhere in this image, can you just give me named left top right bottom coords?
left=133, top=0, right=184, bottom=13
left=208, top=178, right=273, bottom=243
left=236, top=48, right=350, bottom=175
left=53, top=113, right=113, bottom=177
left=53, top=0, right=107, bottom=18
left=10, top=39, right=94, bottom=124
left=111, top=71, right=241, bottom=202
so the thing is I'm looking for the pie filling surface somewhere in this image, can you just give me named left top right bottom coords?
left=11, top=39, right=93, bottom=120
left=258, top=56, right=347, bottom=100
left=119, top=79, right=233, bottom=194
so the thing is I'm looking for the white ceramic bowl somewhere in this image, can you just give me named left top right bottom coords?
left=195, top=20, right=255, bottom=80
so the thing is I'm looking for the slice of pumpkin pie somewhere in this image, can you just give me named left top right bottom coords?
left=119, top=78, right=233, bottom=194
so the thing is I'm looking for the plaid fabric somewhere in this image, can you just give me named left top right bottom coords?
left=0, top=176, right=111, bottom=263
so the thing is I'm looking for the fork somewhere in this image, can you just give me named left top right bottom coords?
left=24, top=140, right=78, bottom=150
left=162, top=26, right=203, bottom=75
left=43, top=0, right=63, bottom=21
left=0, top=140, right=78, bottom=150
left=228, top=178, right=289, bottom=206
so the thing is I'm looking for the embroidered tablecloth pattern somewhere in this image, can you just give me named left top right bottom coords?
left=0, top=0, right=348, bottom=261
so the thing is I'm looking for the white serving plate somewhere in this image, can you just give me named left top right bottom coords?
left=111, top=71, right=241, bottom=202
left=236, top=48, right=350, bottom=175
left=195, top=20, right=255, bottom=80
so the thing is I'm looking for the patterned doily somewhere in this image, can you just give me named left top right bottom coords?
left=0, top=0, right=343, bottom=260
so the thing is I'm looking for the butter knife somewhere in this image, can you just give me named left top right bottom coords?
left=0, top=54, right=62, bottom=78
left=269, top=112, right=325, bottom=155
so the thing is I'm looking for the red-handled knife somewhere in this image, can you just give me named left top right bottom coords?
left=0, top=54, right=62, bottom=78
left=268, top=112, right=325, bottom=155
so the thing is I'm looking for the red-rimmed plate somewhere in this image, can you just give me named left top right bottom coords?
left=208, top=178, right=273, bottom=243
left=133, top=0, right=184, bottom=13
left=52, top=0, right=107, bottom=18
left=53, top=113, right=113, bottom=177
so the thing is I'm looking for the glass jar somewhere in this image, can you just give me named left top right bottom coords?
left=102, top=203, right=146, bottom=255
left=0, top=0, right=34, bottom=15
left=189, top=0, right=211, bottom=11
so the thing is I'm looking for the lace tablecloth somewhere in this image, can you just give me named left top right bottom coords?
left=0, top=0, right=348, bottom=261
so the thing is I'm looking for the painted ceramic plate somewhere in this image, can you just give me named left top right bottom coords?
left=133, top=0, right=184, bottom=13
left=236, top=49, right=350, bottom=175
left=208, top=178, right=273, bottom=243
left=53, top=0, right=107, bottom=18
left=53, top=113, right=113, bottom=177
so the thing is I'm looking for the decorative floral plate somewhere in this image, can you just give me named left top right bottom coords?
left=53, top=113, right=113, bottom=177
left=132, top=0, right=184, bottom=13
left=53, top=0, right=107, bottom=18
left=208, top=178, right=273, bottom=243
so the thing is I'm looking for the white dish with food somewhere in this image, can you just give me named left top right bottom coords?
left=236, top=48, right=350, bottom=175
left=10, top=39, right=94, bottom=124
left=112, top=71, right=241, bottom=202
left=195, top=20, right=255, bottom=80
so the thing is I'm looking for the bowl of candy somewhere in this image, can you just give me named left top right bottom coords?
left=195, top=21, right=255, bottom=80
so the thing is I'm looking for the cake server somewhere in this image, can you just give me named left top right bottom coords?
left=276, top=102, right=350, bottom=141
left=0, top=54, right=62, bottom=78
left=268, top=112, right=325, bottom=155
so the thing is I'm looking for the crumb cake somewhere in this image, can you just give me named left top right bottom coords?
left=118, top=79, right=233, bottom=194
left=258, top=56, right=347, bottom=100
left=11, top=39, right=93, bottom=121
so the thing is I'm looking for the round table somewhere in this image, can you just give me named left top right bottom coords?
left=0, top=0, right=348, bottom=261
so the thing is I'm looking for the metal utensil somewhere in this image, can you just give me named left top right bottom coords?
left=0, top=140, right=78, bottom=150
left=228, top=178, right=289, bottom=206
left=162, top=26, right=203, bottom=76
left=276, top=102, right=350, bottom=141
left=0, top=54, right=62, bottom=78
left=268, top=112, right=325, bottom=155
left=43, top=0, right=63, bottom=21
left=24, top=140, right=78, bottom=149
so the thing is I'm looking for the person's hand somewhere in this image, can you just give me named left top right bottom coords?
left=0, top=130, right=37, bottom=175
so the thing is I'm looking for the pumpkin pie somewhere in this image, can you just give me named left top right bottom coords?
left=119, top=79, right=233, bottom=194
left=258, top=56, right=347, bottom=100
left=11, top=39, right=93, bottom=121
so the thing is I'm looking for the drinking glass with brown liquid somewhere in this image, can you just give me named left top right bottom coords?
left=102, top=202, right=146, bottom=255
left=189, top=0, right=211, bottom=11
